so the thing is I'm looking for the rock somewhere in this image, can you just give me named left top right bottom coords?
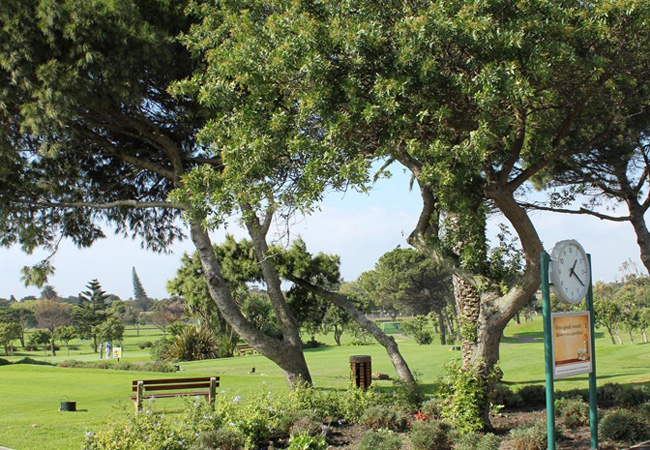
left=372, top=372, right=390, bottom=380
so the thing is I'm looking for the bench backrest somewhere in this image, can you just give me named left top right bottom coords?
left=131, top=376, right=219, bottom=393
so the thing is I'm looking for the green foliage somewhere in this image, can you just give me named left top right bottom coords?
left=492, top=384, right=522, bottom=408
left=158, top=326, right=219, bottom=362
left=82, top=409, right=188, bottom=450
left=516, top=385, right=546, bottom=407
left=276, top=409, right=319, bottom=437
left=391, top=380, right=426, bottom=412
left=361, top=406, right=407, bottom=431
left=599, top=408, right=650, bottom=442
left=132, top=267, right=148, bottom=301
left=409, top=420, right=453, bottom=450
left=287, top=385, right=379, bottom=424
left=358, top=429, right=402, bottom=450
left=57, top=359, right=174, bottom=372
left=0, top=321, right=22, bottom=355
left=401, top=316, right=434, bottom=345
left=555, top=397, right=589, bottom=428
left=455, top=432, right=501, bottom=450
left=97, top=317, right=125, bottom=344
left=612, top=386, right=648, bottom=408
left=286, top=434, right=328, bottom=450
left=188, top=428, right=246, bottom=450
left=508, top=420, right=548, bottom=450
left=440, top=359, right=501, bottom=433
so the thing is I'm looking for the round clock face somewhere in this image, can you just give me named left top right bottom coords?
left=550, top=240, right=590, bottom=304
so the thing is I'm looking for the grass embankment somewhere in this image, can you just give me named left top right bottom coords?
left=1, top=319, right=649, bottom=450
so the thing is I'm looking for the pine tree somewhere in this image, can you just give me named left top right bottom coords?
left=132, top=267, right=148, bottom=300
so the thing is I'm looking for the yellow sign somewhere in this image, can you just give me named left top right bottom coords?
left=113, top=347, right=122, bottom=358
left=552, top=311, right=591, bottom=379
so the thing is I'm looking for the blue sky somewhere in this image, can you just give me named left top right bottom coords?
left=0, top=167, right=643, bottom=300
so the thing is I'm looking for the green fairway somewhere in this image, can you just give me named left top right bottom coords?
left=1, top=318, right=649, bottom=450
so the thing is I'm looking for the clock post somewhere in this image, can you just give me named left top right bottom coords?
left=541, top=242, right=598, bottom=450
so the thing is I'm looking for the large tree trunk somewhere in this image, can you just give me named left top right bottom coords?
left=437, top=310, right=446, bottom=345
left=190, top=222, right=312, bottom=388
left=289, top=277, right=415, bottom=384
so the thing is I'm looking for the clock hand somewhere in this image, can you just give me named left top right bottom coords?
left=570, top=268, right=585, bottom=287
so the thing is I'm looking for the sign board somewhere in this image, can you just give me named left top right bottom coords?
left=552, top=311, right=592, bottom=379
left=112, top=347, right=122, bottom=358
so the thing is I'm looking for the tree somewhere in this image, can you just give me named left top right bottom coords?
left=0, top=321, right=21, bottom=355
left=179, top=0, right=650, bottom=426
left=28, top=330, right=52, bottom=356
left=0, top=304, right=36, bottom=348
left=0, top=0, right=316, bottom=389
left=34, top=300, right=72, bottom=356
left=97, top=317, right=125, bottom=347
left=593, top=282, right=624, bottom=345
left=54, top=325, right=77, bottom=356
left=132, top=267, right=148, bottom=300
left=149, top=298, right=186, bottom=336
left=358, top=248, right=453, bottom=344
left=40, top=285, right=58, bottom=300
left=74, top=279, right=110, bottom=352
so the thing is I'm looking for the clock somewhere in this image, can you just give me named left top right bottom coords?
left=550, top=240, right=590, bottom=304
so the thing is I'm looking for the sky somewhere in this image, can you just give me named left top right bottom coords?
left=0, top=168, right=643, bottom=300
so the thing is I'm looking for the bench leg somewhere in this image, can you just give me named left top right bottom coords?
left=136, top=381, right=143, bottom=414
left=209, top=377, right=216, bottom=410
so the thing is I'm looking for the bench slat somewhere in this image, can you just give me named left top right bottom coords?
left=131, top=381, right=219, bottom=392
left=130, top=391, right=209, bottom=400
left=131, top=376, right=217, bottom=386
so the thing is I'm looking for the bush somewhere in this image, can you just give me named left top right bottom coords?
left=276, top=409, right=320, bottom=437
left=599, top=408, right=650, bottom=442
left=188, top=428, right=246, bottom=450
left=419, top=398, right=442, bottom=421
left=517, top=385, right=546, bottom=407
left=287, top=434, right=328, bottom=450
left=392, top=379, right=425, bottom=412
left=361, top=405, right=407, bottom=431
left=161, top=327, right=220, bottom=362
left=597, top=383, right=625, bottom=406
left=493, top=384, right=522, bottom=408
left=409, top=420, right=453, bottom=450
left=402, top=316, right=434, bottom=345
left=509, top=420, right=547, bottom=450
left=0, top=358, right=10, bottom=366
left=613, top=386, right=647, bottom=408
left=289, top=417, right=324, bottom=438
left=13, top=357, right=54, bottom=366
left=57, top=359, right=174, bottom=372
left=455, top=432, right=500, bottom=450
left=555, top=397, right=590, bottom=428
left=358, top=429, right=402, bottom=450
left=137, top=341, right=154, bottom=349
left=638, top=401, right=650, bottom=421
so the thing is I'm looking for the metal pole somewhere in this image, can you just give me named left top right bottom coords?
left=586, top=254, right=598, bottom=449
left=541, top=252, right=556, bottom=450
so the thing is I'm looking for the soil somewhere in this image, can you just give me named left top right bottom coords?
left=318, top=407, right=634, bottom=450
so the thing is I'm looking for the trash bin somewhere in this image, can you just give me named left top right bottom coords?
left=350, top=355, right=372, bottom=391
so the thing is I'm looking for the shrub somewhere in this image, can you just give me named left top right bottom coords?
left=508, top=419, right=547, bottom=450
left=161, top=327, right=219, bottom=362
left=440, top=359, right=501, bottom=433
left=361, top=405, right=407, bottom=431
left=276, top=409, right=320, bottom=437
left=409, top=420, right=453, bottom=450
left=419, top=398, right=442, bottom=421
left=638, top=401, right=650, bottom=421
left=599, top=408, right=650, bottom=442
left=402, top=316, right=434, bottom=345
left=188, top=428, right=246, bottom=450
left=289, top=417, right=324, bottom=438
left=613, top=386, right=647, bottom=408
left=493, top=384, right=522, bottom=408
left=555, top=397, right=590, bottom=428
left=287, top=434, right=328, bottom=450
left=597, top=383, right=625, bottom=406
left=137, top=341, right=154, bottom=349
left=392, top=379, right=425, bottom=412
left=455, top=432, right=500, bottom=450
left=0, top=358, right=10, bottom=366
left=358, top=429, right=402, bottom=450
left=556, top=388, right=589, bottom=403
left=517, top=385, right=546, bottom=407
left=13, top=357, right=54, bottom=366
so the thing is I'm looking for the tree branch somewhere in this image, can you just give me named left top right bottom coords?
left=9, top=199, right=185, bottom=211
left=518, top=201, right=631, bottom=222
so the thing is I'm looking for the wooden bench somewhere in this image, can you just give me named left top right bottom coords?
left=236, top=343, right=258, bottom=355
left=130, top=376, right=219, bottom=413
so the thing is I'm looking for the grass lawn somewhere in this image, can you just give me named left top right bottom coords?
left=1, top=318, right=649, bottom=450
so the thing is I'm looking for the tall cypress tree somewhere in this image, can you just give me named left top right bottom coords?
left=132, top=267, right=148, bottom=300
